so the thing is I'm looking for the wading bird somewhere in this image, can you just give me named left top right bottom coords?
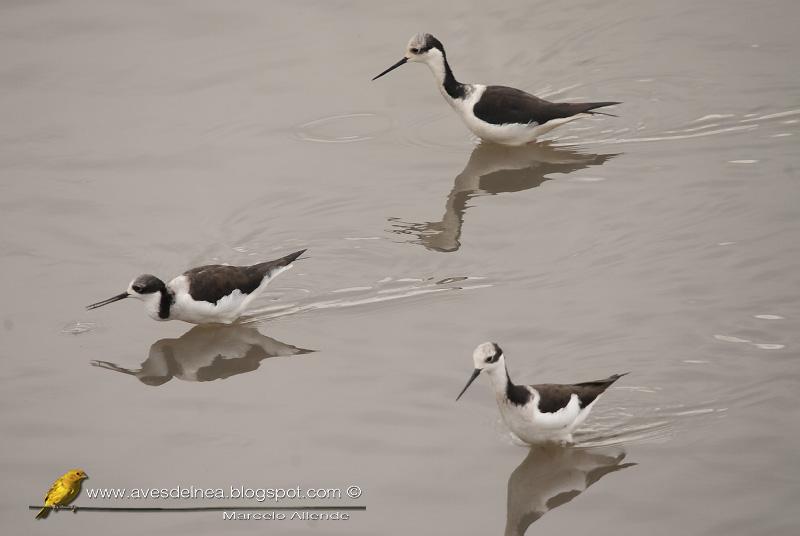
left=373, top=33, right=619, bottom=145
left=457, top=342, right=627, bottom=443
left=86, top=249, right=306, bottom=324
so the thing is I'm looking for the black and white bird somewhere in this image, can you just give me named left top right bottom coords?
left=456, top=342, right=627, bottom=444
left=373, top=33, right=620, bottom=146
left=86, top=249, right=306, bottom=324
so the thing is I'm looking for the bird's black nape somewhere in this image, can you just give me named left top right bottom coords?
left=421, top=33, right=445, bottom=54
left=421, top=34, right=466, bottom=100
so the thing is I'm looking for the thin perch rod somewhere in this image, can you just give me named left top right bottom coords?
left=29, top=505, right=366, bottom=513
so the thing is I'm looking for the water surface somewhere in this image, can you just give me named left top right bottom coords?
left=1, top=1, right=798, bottom=534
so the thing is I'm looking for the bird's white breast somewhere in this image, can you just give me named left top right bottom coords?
left=167, top=275, right=247, bottom=324
left=497, top=389, right=596, bottom=444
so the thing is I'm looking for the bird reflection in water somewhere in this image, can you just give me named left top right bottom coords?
left=505, top=444, right=635, bottom=536
left=389, top=142, right=617, bottom=252
left=91, top=325, right=312, bottom=386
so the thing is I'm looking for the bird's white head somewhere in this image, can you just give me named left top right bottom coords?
left=472, top=341, right=505, bottom=371
left=372, top=33, right=447, bottom=81
left=86, top=274, right=166, bottom=317
left=456, top=342, right=505, bottom=401
left=405, top=33, right=445, bottom=65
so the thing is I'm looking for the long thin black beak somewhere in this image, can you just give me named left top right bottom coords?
left=372, top=57, right=408, bottom=81
left=456, top=369, right=482, bottom=401
left=86, top=292, right=129, bottom=310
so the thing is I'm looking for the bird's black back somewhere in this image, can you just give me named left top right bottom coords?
left=532, top=373, right=628, bottom=413
left=473, top=85, right=619, bottom=126
left=183, top=249, right=305, bottom=305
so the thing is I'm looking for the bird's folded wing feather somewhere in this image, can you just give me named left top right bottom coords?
left=532, top=376, right=620, bottom=412
left=44, top=481, right=60, bottom=502
left=529, top=384, right=577, bottom=413
left=182, top=265, right=265, bottom=305
left=46, top=480, right=76, bottom=505
left=473, top=86, right=596, bottom=126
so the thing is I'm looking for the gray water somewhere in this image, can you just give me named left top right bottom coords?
left=1, top=1, right=799, bottom=534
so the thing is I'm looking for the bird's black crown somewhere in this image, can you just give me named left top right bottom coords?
left=131, top=274, right=165, bottom=295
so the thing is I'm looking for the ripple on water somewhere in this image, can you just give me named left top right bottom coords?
left=556, top=106, right=799, bottom=148
left=575, top=400, right=727, bottom=448
left=714, top=333, right=786, bottom=351
left=396, top=112, right=476, bottom=153
left=753, top=343, right=785, bottom=350
left=714, top=334, right=751, bottom=343
left=61, top=321, right=97, bottom=335
left=294, top=112, right=393, bottom=143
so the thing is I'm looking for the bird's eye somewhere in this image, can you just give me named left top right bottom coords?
left=410, top=47, right=420, bottom=54
left=133, top=285, right=143, bottom=293
left=485, top=357, right=492, bottom=363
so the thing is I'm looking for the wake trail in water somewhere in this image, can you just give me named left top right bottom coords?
left=574, top=395, right=728, bottom=448
left=554, top=108, right=799, bottom=148
left=242, top=276, right=491, bottom=323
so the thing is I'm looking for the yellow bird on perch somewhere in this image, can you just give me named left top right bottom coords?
left=36, top=469, right=88, bottom=519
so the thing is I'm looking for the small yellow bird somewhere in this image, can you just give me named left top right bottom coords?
left=36, top=469, right=88, bottom=519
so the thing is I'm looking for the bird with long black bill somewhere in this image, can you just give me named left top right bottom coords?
left=86, top=249, right=306, bottom=324
left=457, top=342, right=627, bottom=444
left=373, top=33, right=620, bottom=146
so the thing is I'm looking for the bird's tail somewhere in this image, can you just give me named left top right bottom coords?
left=576, top=372, right=629, bottom=389
left=252, top=249, right=308, bottom=279
left=35, top=507, right=50, bottom=519
left=586, top=101, right=621, bottom=117
left=607, top=372, right=630, bottom=383
left=274, top=249, right=307, bottom=267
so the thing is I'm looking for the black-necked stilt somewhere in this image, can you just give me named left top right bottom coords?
left=373, top=33, right=620, bottom=146
left=456, top=342, right=628, bottom=444
left=86, top=249, right=306, bottom=324
left=91, top=325, right=311, bottom=385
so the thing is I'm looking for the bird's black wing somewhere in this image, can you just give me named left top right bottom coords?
left=183, top=265, right=263, bottom=304
left=183, top=249, right=305, bottom=305
left=473, top=85, right=619, bottom=126
left=532, top=373, right=627, bottom=413
left=530, top=383, right=578, bottom=413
